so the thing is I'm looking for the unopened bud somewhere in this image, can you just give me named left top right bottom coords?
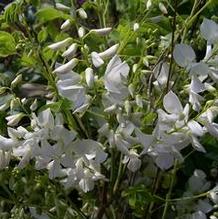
left=6, top=113, right=25, bottom=126
left=136, top=94, right=143, bottom=108
left=53, top=58, right=78, bottom=74
left=60, top=19, right=71, bottom=31
left=48, top=38, right=72, bottom=51
left=98, top=44, right=119, bottom=58
left=146, top=0, right=152, bottom=9
left=30, top=99, right=38, bottom=111
left=78, top=8, right=87, bottom=19
left=159, top=2, right=168, bottom=14
left=62, top=43, right=78, bottom=59
left=128, top=84, right=135, bottom=97
left=55, top=3, right=70, bottom=11
left=124, top=100, right=131, bottom=115
left=78, top=27, right=85, bottom=38
left=133, top=23, right=139, bottom=32
left=85, top=67, right=94, bottom=88
left=90, top=27, right=112, bottom=36
left=11, top=74, right=22, bottom=88
left=133, top=64, right=138, bottom=73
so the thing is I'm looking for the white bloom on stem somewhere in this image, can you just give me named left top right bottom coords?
left=104, top=55, right=129, bottom=100
left=200, top=18, right=218, bottom=44
left=91, top=44, right=119, bottom=68
left=60, top=19, right=71, bottom=31
left=53, top=58, right=78, bottom=74
left=62, top=43, right=78, bottom=59
left=48, top=38, right=72, bottom=51
left=123, top=149, right=141, bottom=172
left=173, top=44, right=196, bottom=68
left=90, top=27, right=112, bottom=36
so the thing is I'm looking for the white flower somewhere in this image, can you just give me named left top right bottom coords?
left=123, top=149, right=141, bottom=172
left=173, top=44, right=196, bottom=68
left=91, top=44, right=119, bottom=68
left=48, top=38, right=72, bottom=51
left=163, top=90, right=183, bottom=114
left=200, top=18, right=218, bottom=44
left=153, top=62, right=169, bottom=87
left=104, top=55, right=129, bottom=100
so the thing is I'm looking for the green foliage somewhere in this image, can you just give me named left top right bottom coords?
left=0, top=31, right=16, bottom=57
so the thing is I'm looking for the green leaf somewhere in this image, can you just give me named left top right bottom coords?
left=36, top=7, right=70, bottom=22
left=0, top=31, right=16, bottom=57
left=37, top=27, right=48, bottom=43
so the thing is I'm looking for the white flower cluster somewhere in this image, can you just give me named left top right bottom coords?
left=0, top=109, right=107, bottom=192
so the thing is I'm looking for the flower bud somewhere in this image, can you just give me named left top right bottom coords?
left=55, top=3, right=70, bottom=11
left=78, top=27, right=85, bottom=38
left=104, top=104, right=117, bottom=113
left=98, top=123, right=110, bottom=136
left=10, top=98, right=20, bottom=110
left=146, top=0, right=152, bottom=9
left=11, top=74, right=22, bottom=88
left=48, top=38, right=72, bottom=51
left=124, top=100, right=131, bottom=115
left=53, top=58, right=78, bottom=74
left=0, top=87, right=7, bottom=95
left=6, top=113, right=25, bottom=126
left=85, top=67, right=94, bottom=88
left=30, top=99, right=38, bottom=111
left=90, top=27, right=112, bottom=36
left=78, top=8, right=87, bottom=19
left=0, top=150, right=11, bottom=169
left=60, top=19, right=71, bottom=31
left=128, top=84, right=135, bottom=97
left=136, top=94, right=143, bottom=108
left=133, top=23, right=139, bottom=32
left=98, top=44, right=119, bottom=58
left=159, top=2, right=168, bottom=14
left=209, top=186, right=218, bottom=204
left=91, top=52, right=104, bottom=68
left=133, top=64, right=138, bottom=73
left=62, top=43, right=78, bottom=59
left=0, top=102, right=10, bottom=111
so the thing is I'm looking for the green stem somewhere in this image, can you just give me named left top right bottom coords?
left=162, top=160, right=178, bottom=219
left=113, top=153, right=123, bottom=194
left=166, top=0, right=177, bottom=93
